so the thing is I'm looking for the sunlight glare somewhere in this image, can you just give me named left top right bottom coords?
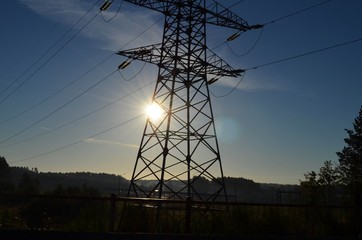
left=146, top=103, right=164, bottom=121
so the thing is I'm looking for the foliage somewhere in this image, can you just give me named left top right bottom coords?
left=0, top=156, right=9, bottom=170
left=0, top=156, right=15, bottom=193
left=336, top=106, right=362, bottom=204
left=300, top=160, right=339, bottom=204
left=301, top=106, right=362, bottom=205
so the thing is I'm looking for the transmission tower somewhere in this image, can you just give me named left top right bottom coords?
left=117, top=0, right=260, bottom=202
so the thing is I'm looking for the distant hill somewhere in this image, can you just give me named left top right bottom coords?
left=1, top=158, right=299, bottom=203
left=2, top=166, right=129, bottom=195
left=37, top=171, right=129, bottom=194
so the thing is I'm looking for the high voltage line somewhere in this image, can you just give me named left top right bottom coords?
left=0, top=0, right=102, bottom=104
left=244, top=37, right=362, bottom=71
left=1, top=1, right=163, bottom=147
left=263, top=0, right=332, bottom=26
left=212, top=0, right=332, bottom=51
left=2, top=0, right=329, bottom=126
left=0, top=16, right=163, bottom=148
left=1, top=79, right=155, bottom=149
left=0, top=70, right=118, bottom=145
left=8, top=34, right=362, bottom=162
left=4, top=0, right=359, bottom=164
left=1, top=0, right=329, bottom=133
left=212, top=36, right=362, bottom=98
left=0, top=17, right=163, bottom=126
left=10, top=114, right=144, bottom=163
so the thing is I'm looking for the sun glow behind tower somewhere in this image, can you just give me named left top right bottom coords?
left=145, top=102, right=164, bottom=122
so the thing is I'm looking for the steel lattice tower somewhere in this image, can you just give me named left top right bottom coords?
left=117, top=0, right=259, bottom=202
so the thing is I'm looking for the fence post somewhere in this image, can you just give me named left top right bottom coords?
left=109, top=193, right=116, bottom=232
left=185, top=196, right=192, bottom=234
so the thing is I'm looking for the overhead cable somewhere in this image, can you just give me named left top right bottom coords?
left=212, top=0, right=331, bottom=52
left=210, top=37, right=362, bottom=98
left=245, top=37, right=362, bottom=71
left=0, top=0, right=101, bottom=98
left=209, top=0, right=245, bottom=9
left=0, top=17, right=162, bottom=125
left=1, top=79, right=155, bottom=148
left=0, top=55, right=114, bottom=125
left=0, top=23, right=59, bottom=82
left=263, top=0, right=332, bottom=25
left=228, top=0, right=246, bottom=9
left=10, top=114, right=144, bottom=163
left=0, top=70, right=118, bottom=145
left=0, top=0, right=101, bottom=105
left=8, top=34, right=361, bottom=158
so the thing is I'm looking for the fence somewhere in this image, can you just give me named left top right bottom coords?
left=0, top=193, right=360, bottom=236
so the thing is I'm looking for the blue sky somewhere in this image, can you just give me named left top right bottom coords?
left=0, top=0, right=361, bottom=184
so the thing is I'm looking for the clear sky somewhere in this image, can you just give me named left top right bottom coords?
left=0, top=0, right=361, bottom=184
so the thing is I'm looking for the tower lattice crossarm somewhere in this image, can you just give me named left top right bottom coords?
left=117, top=44, right=244, bottom=78
left=123, top=0, right=262, bottom=31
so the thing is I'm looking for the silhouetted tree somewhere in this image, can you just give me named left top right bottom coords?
left=300, top=170, right=320, bottom=204
left=0, top=155, right=9, bottom=170
left=0, top=156, right=15, bottom=192
left=336, top=106, right=362, bottom=205
left=318, top=160, right=338, bottom=186
left=300, top=160, right=339, bottom=204
left=318, top=160, right=338, bottom=204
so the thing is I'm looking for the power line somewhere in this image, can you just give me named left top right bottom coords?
left=0, top=16, right=162, bottom=157
left=245, top=37, right=362, bottom=71
left=15, top=1, right=341, bottom=158
left=0, top=0, right=101, bottom=97
left=0, top=55, right=115, bottom=125
left=0, top=1, right=100, bottom=97
left=0, top=0, right=101, bottom=104
left=117, top=17, right=163, bottom=51
left=210, top=0, right=245, bottom=9
left=212, top=0, right=332, bottom=52
left=1, top=79, right=155, bottom=148
left=0, top=70, right=118, bottom=145
left=5, top=0, right=355, bottom=165
left=228, top=0, right=246, bottom=9
left=209, top=37, right=361, bottom=98
left=209, top=37, right=362, bottom=98
left=263, top=0, right=332, bottom=25
left=0, top=17, right=163, bottom=125
left=10, top=114, right=144, bottom=163
left=0, top=22, right=60, bottom=82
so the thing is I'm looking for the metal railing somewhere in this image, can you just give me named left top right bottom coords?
left=0, top=193, right=360, bottom=236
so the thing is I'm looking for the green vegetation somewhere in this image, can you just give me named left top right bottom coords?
left=299, top=106, right=362, bottom=235
left=300, top=106, right=362, bottom=206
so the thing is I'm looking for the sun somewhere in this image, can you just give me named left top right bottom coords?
left=146, top=103, right=164, bottom=121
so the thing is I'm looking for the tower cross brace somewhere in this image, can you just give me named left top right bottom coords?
left=117, top=0, right=259, bottom=202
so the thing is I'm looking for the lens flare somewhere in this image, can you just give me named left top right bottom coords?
left=146, top=103, right=164, bottom=121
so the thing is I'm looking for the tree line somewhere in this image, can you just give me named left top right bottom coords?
left=300, top=106, right=362, bottom=206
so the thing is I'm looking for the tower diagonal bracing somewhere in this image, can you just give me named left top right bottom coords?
left=117, top=0, right=259, bottom=202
